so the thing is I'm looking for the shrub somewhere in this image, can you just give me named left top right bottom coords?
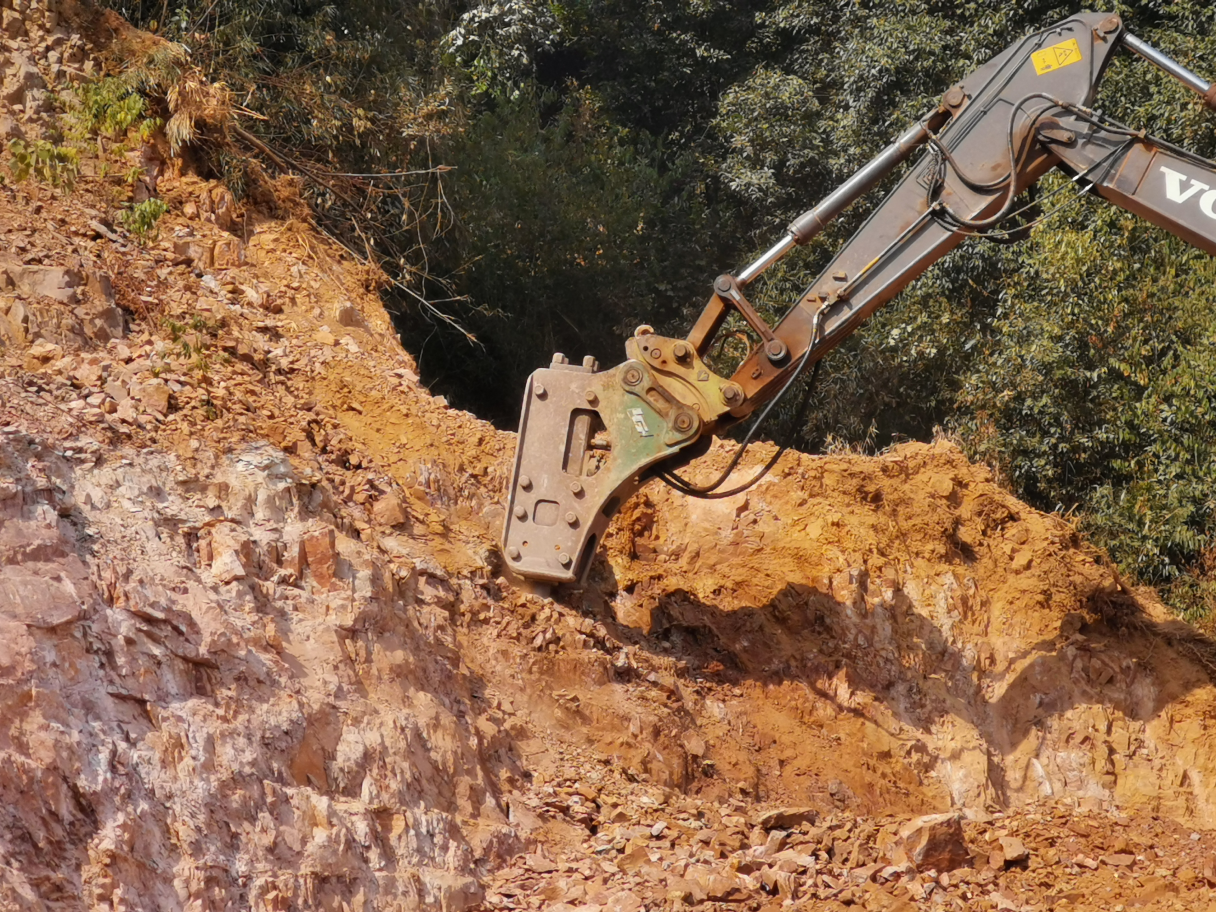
left=8, top=139, right=79, bottom=189
left=121, top=197, right=170, bottom=241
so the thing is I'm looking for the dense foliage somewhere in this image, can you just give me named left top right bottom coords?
left=98, top=0, right=1216, bottom=616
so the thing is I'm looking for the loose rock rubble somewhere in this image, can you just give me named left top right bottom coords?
left=3, top=3, right=1216, bottom=912
left=479, top=787, right=1216, bottom=911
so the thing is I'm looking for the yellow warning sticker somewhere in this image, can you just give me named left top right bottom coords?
left=1032, top=38, right=1083, bottom=75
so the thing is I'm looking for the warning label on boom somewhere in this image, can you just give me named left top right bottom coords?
left=1032, top=38, right=1083, bottom=75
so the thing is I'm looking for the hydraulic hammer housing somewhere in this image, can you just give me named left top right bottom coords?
left=503, top=336, right=739, bottom=583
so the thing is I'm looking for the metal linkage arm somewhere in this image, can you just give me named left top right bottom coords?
left=685, top=112, right=950, bottom=365
left=727, top=12, right=1128, bottom=408
left=736, top=115, right=950, bottom=286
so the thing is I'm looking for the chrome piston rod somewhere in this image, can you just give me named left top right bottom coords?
left=1123, top=32, right=1212, bottom=98
left=737, top=115, right=942, bottom=285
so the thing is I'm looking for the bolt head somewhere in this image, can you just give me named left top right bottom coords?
left=765, top=340, right=789, bottom=363
left=673, top=341, right=691, bottom=361
left=722, top=384, right=740, bottom=403
left=558, top=553, right=572, bottom=567
left=943, top=86, right=965, bottom=108
left=569, top=481, right=583, bottom=495
left=648, top=348, right=663, bottom=361
left=507, top=547, right=521, bottom=561
left=534, top=384, right=547, bottom=398
left=674, top=413, right=693, bottom=432
left=714, top=276, right=733, bottom=294
left=552, top=352, right=569, bottom=365
left=623, top=367, right=643, bottom=386
left=519, top=475, right=532, bottom=490
left=565, top=512, right=578, bottom=526
left=584, top=390, right=598, bottom=405
left=514, top=505, right=527, bottom=520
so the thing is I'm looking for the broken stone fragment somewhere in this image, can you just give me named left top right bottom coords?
left=0, top=521, right=90, bottom=628
left=371, top=492, right=407, bottom=527
left=302, top=526, right=338, bottom=588
left=133, top=378, right=171, bottom=415
left=2, top=54, right=41, bottom=100
left=771, top=848, right=815, bottom=872
left=681, top=730, right=707, bottom=758
left=703, top=872, right=749, bottom=902
left=201, top=186, right=238, bottom=231
left=604, top=892, right=642, bottom=912
left=210, top=549, right=246, bottom=583
left=207, top=522, right=254, bottom=580
left=524, top=853, right=557, bottom=874
left=0, top=299, right=28, bottom=343
left=891, top=812, right=970, bottom=873
left=827, top=778, right=855, bottom=806
left=22, top=339, right=61, bottom=371
left=212, top=236, right=245, bottom=268
left=87, top=271, right=116, bottom=305
left=0, top=254, right=82, bottom=304
left=0, top=114, right=23, bottom=142
left=998, top=835, right=1028, bottom=864
left=928, top=474, right=954, bottom=497
left=174, top=238, right=214, bottom=270
left=334, top=302, right=362, bottom=328
left=280, top=538, right=306, bottom=580
left=757, top=807, right=819, bottom=830
left=115, top=398, right=138, bottom=423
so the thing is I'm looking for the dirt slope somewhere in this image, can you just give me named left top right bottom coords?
left=3, top=3, right=1216, bottom=911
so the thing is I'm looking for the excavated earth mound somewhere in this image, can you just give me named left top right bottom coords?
left=2, top=3, right=1216, bottom=911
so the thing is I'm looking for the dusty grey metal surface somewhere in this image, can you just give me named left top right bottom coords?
left=503, top=334, right=734, bottom=584
left=1061, top=138, right=1216, bottom=255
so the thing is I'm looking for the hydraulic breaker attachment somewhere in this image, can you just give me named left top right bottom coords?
left=503, top=331, right=738, bottom=584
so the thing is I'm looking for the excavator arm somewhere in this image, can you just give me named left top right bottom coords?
left=503, top=11, right=1216, bottom=585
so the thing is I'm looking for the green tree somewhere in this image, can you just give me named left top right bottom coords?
left=397, top=91, right=722, bottom=424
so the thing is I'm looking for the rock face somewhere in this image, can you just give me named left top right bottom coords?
left=0, top=426, right=518, bottom=911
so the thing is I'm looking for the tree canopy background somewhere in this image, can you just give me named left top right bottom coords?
left=97, top=0, right=1216, bottom=618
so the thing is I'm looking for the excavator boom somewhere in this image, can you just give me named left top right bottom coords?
left=503, top=12, right=1216, bottom=585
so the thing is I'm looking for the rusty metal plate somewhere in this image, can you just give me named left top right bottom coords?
left=503, top=357, right=700, bottom=584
